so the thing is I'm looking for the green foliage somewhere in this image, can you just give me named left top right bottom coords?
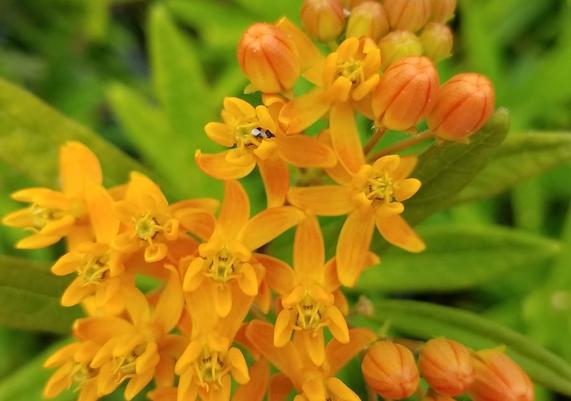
left=357, top=224, right=559, bottom=293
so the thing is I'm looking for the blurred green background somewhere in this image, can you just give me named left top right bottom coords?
left=0, top=0, right=570, bottom=400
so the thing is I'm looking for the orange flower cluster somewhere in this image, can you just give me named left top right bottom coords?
left=2, top=2, right=529, bottom=401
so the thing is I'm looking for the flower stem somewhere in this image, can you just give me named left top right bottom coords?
left=363, top=127, right=386, bottom=155
left=367, top=130, right=435, bottom=162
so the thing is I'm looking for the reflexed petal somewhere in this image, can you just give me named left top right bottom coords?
left=254, top=253, right=295, bottom=295
left=294, top=216, right=325, bottom=279
left=258, top=157, right=289, bottom=208
left=336, top=210, right=375, bottom=287
left=237, top=263, right=259, bottom=296
left=287, top=186, right=353, bottom=216
left=85, top=183, right=118, bottom=244
left=277, top=135, right=336, bottom=168
left=279, top=88, right=330, bottom=134
left=330, top=103, right=365, bottom=175
left=325, top=328, right=376, bottom=375
left=176, top=208, right=216, bottom=241
left=73, top=316, right=132, bottom=343
left=326, top=377, right=360, bottom=401
left=239, top=206, right=305, bottom=251
left=228, top=347, right=250, bottom=384
left=128, top=172, right=168, bottom=213
left=232, top=359, right=269, bottom=401
left=205, top=122, right=235, bottom=147
left=218, top=180, right=250, bottom=239
left=376, top=214, right=425, bottom=253
left=275, top=18, right=323, bottom=73
left=60, top=142, right=102, bottom=196
left=153, top=269, right=184, bottom=332
left=172, top=198, right=219, bottom=215
left=269, top=374, right=293, bottom=401
left=302, top=330, right=325, bottom=366
left=195, top=150, right=255, bottom=180
left=394, top=178, right=421, bottom=201
left=318, top=130, right=354, bottom=185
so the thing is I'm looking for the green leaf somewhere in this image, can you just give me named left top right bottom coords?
left=0, top=256, right=80, bottom=334
left=362, top=299, right=571, bottom=396
left=453, top=132, right=571, bottom=205
left=356, top=224, right=560, bottom=293
left=405, top=108, right=510, bottom=224
left=0, top=78, right=145, bottom=188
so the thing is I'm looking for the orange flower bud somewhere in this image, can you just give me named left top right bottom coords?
left=301, top=0, right=346, bottom=42
left=237, top=23, right=301, bottom=94
left=362, top=341, right=420, bottom=400
left=346, top=1, right=389, bottom=42
left=384, top=0, right=431, bottom=32
left=428, top=73, right=495, bottom=141
left=379, top=31, right=423, bottom=69
left=431, top=0, right=457, bottom=23
left=469, top=349, right=534, bottom=401
left=419, top=338, right=474, bottom=396
left=422, top=394, right=456, bottom=401
left=372, top=56, right=439, bottom=131
left=420, top=23, right=453, bottom=63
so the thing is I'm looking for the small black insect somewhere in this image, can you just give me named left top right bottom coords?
left=250, top=126, right=275, bottom=141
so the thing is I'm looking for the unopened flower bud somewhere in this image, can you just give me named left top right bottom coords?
left=301, top=0, right=346, bottom=42
left=420, top=23, right=453, bottom=63
left=470, top=349, right=534, bottom=401
left=346, top=1, right=390, bottom=42
left=419, top=338, right=474, bottom=396
left=384, top=0, right=431, bottom=32
left=379, top=31, right=423, bottom=69
left=237, top=23, right=301, bottom=93
left=431, top=0, right=457, bottom=23
left=362, top=341, right=420, bottom=400
left=428, top=73, right=495, bottom=141
left=372, top=56, right=438, bottom=131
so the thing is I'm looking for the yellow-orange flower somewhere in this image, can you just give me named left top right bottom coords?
left=288, top=152, right=424, bottom=286
left=280, top=37, right=381, bottom=174
left=182, top=180, right=305, bottom=317
left=2, top=142, right=102, bottom=249
left=196, top=97, right=336, bottom=207
left=264, top=216, right=350, bottom=366
left=113, top=172, right=216, bottom=263
left=246, top=320, right=376, bottom=401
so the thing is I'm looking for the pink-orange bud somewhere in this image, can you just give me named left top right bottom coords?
left=469, top=349, right=534, bottom=401
left=237, top=23, right=301, bottom=94
left=346, top=1, right=390, bottom=42
left=361, top=341, right=420, bottom=400
left=384, top=0, right=431, bottom=32
left=372, top=56, right=439, bottom=131
left=420, top=23, right=453, bottom=63
left=419, top=338, right=474, bottom=396
left=428, top=73, right=495, bottom=141
left=431, top=0, right=457, bottom=23
left=301, top=0, right=346, bottom=42
left=379, top=31, right=423, bottom=69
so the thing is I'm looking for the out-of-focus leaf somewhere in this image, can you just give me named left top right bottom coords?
left=0, top=328, right=40, bottom=379
left=453, top=132, right=571, bottom=204
left=512, top=178, right=546, bottom=232
left=84, top=0, right=111, bottom=42
left=0, top=78, right=145, bottom=188
left=405, top=108, right=510, bottom=224
left=356, top=224, right=559, bottom=293
left=0, top=256, right=80, bottom=334
left=362, top=300, right=571, bottom=396
left=0, top=339, right=73, bottom=401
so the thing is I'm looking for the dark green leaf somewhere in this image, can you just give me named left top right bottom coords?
left=356, top=224, right=559, bottom=293
left=0, top=256, right=80, bottom=334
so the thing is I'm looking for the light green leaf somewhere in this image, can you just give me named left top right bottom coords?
left=0, top=256, right=80, bottom=334
left=363, top=300, right=571, bottom=396
left=356, top=224, right=560, bottom=293
left=405, top=108, right=510, bottom=224
left=0, top=78, right=145, bottom=188
left=453, top=132, right=571, bottom=205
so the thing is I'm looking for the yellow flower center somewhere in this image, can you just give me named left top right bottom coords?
left=31, top=204, right=65, bottom=230
left=70, top=362, right=95, bottom=389
left=77, top=253, right=111, bottom=285
left=336, top=59, right=364, bottom=85
left=112, top=344, right=145, bottom=383
left=235, top=123, right=276, bottom=152
left=135, top=214, right=161, bottom=241
left=364, top=173, right=394, bottom=203
left=295, top=293, right=325, bottom=330
left=205, top=248, right=239, bottom=283
left=196, top=350, right=228, bottom=389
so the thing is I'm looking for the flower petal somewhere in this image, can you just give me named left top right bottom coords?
left=393, top=155, right=418, bottom=180
left=258, top=157, right=290, bottom=208
left=232, top=359, right=269, bottom=401
left=330, top=103, right=365, bottom=175
left=279, top=88, right=330, bottom=134
left=228, top=347, right=250, bottom=384
left=16, top=233, right=61, bottom=249
left=85, top=183, right=118, bottom=244
left=218, top=180, right=250, bottom=239
left=376, top=214, right=425, bottom=253
left=302, top=329, right=325, bottom=367
left=294, top=216, right=325, bottom=280
left=176, top=208, right=216, bottom=241
left=336, top=209, right=375, bottom=287
left=254, top=253, right=295, bottom=295
left=277, top=135, right=336, bottom=168
left=326, top=306, right=350, bottom=344
left=239, top=207, right=305, bottom=251
left=274, top=309, right=295, bottom=347
left=195, top=150, right=255, bottom=180
left=394, top=178, right=421, bottom=202
left=59, top=142, right=102, bottom=196
left=325, top=328, right=376, bottom=375
left=326, top=377, right=360, bottom=401
left=212, top=283, right=233, bottom=317
left=152, top=269, right=184, bottom=332
left=205, top=122, right=235, bottom=147
left=238, top=262, right=259, bottom=296
left=287, top=186, right=353, bottom=216
left=269, top=374, right=293, bottom=401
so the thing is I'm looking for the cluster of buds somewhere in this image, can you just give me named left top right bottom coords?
left=362, top=338, right=534, bottom=401
left=2, top=2, right=529, bottom=401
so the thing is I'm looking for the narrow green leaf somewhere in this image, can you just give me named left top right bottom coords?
left=405, top=108, right=510, bottom=224
left=0, top=78, right=145, bottom=188
left=453, top=132, right=571, bottom=205
left=0, top=256, right=80, bottom=334
left=363, top=300, right=571, bottom=396
left=356, top=224, right=560, bottom=293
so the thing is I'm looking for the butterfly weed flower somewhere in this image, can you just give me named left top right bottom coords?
left=384, top=0, right=431, bottom=33
left=346, top=1, right=390, bottom=42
